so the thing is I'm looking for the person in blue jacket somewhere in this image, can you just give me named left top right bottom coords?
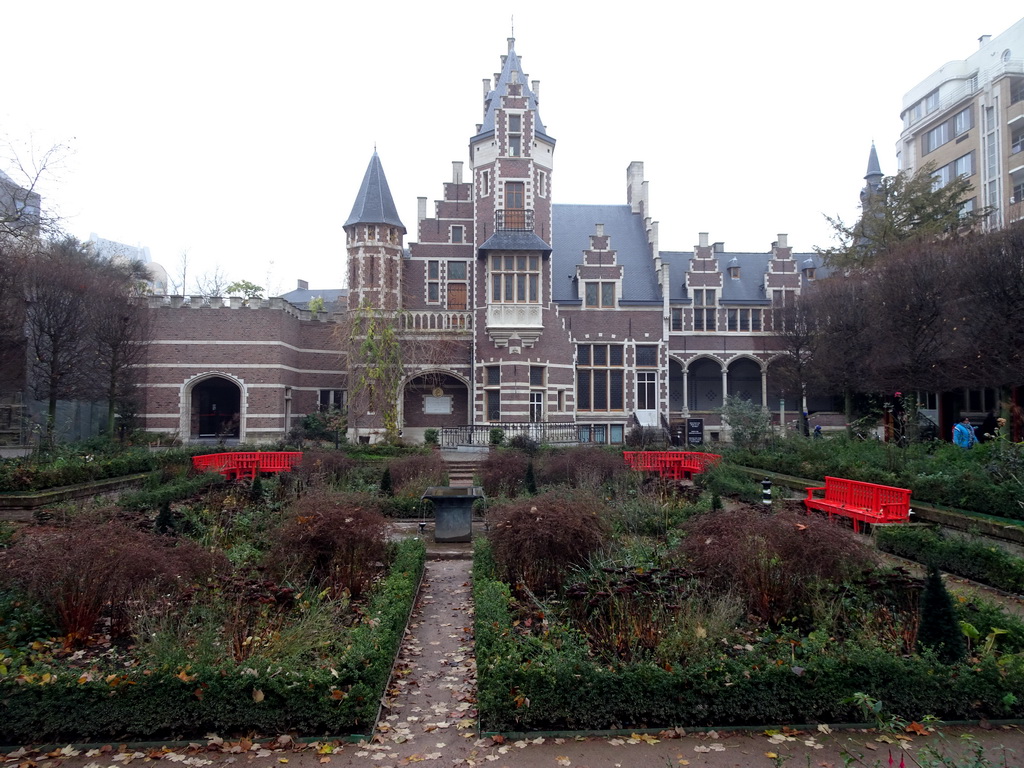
left=952, top=417, right=977, bottom=448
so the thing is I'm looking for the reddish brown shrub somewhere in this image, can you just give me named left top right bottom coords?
left=486, top=489, right=610, bottom=593
left=387, top=453, right=447, bottom=494
left=263, top=490, right=389, bottom=598
left=295, top=450, right=357, bottom=487
left=677, top=506, right=877, bottom=626
left=481, top=449, right=529, bottom=498
left=0, top=521, right=225, bottom=646
left=538, top=447, right=627, bottom=489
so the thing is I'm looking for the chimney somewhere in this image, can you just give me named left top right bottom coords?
left=483, top=78, right=490, bottom=97
left=777, top=233, right=788, bottom=248
left=532, top=80, right=540, bottom=98
left=626, top=161, right=646, bottom=214
left=417, top=197, right=427, bottom=226
left=595, top=223, right=605, bottom=237
left=699, top=232, right=709, bottom=248
left=452, top=161, right=463, bottom=184
left=508, top=37, right=515, bottom=53
left=297, top=279, right=308, bottom=291
left=713, top=242, right=724, bottom=253
left=979, top=34, right=992, bottom=48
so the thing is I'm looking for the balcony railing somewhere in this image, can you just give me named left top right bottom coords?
left=496, top=209, right=534, bottom=231
left=400, top=310, right=473, bottom=332
left=439, top=422, right=577, bottom=448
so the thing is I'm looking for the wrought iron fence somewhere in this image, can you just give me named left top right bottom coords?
left=439, top=422, right=577, bottom=448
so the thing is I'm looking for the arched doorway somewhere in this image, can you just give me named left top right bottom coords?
left=189, top=376, right=241, bottom=440
left=401, top=371, right=470, bottom=441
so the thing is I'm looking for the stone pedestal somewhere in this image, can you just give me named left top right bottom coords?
left=422, top=486, right=484, bottom=543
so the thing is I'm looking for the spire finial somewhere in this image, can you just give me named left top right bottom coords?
left=511, top=15, right=514, bottom=38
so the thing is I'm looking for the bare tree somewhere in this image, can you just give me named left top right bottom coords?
left=167, top=249, right=190, bottom=295
left=24, top=237, right=99, bottom=437
left=89, top=258, right=152, bottom=437
left=0, top=236, right=29, bottom=394
left=0, top=140, right=69, bottom=239
left=769, top=295, right=822, bottom=436
left=802, top=276, right=874, bottom=432
left=195, top=265, right=230, bottom=299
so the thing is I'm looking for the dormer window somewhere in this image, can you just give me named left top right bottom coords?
left=727, top=258, right=740, bottom=279
left=508, top=114, right=522, bottom=156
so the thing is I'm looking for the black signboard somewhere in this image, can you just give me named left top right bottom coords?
left=686, top=418, right=704, bottom=446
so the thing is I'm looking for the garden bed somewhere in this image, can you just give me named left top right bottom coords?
left=0, top=463, right=426, bottom=743
left=474, top=495, right=1024, bottom=732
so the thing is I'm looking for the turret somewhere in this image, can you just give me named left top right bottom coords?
left=343, top=153, right=406, bottom=311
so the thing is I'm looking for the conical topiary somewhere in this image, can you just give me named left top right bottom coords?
left=525, top=460, right=538, bottom=495
left=917, top=564, right=967, bottom=664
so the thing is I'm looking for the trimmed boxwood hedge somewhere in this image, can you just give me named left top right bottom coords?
left=876, top=525, right=1024, bottom=595
left=0, top=538, right=425, bottom=743
left=473, top=547, right=1024, bottom=732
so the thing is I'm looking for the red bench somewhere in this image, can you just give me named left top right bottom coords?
left=191, top=452, right=303, bottom=480
left=803, top=476, right=912, bottom=533
left=623, top=451, right=722, bottom=481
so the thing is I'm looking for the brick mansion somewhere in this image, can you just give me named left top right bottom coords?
left=137, top=38, right=830, bottom=446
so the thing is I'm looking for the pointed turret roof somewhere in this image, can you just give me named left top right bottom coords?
left=344, top=152, right=405, bottom=231
left=865, top=142, right=883, bottom=182
left=860, top=143, right=884, bottom=205
left=474, top=38, right=552, bottom=143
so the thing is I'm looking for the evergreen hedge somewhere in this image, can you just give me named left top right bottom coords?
left=876, top=525, right=1024, bottom=595
left=0, top=538, right=424, bottom=743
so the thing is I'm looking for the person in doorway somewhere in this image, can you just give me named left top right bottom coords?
left=952, top=417, right=978, bottom=449
left=978, top=411, right=998, bottom=442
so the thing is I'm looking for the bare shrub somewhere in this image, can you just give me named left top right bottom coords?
left=264, top=490, right=389, bottom=598
left=538, top=446, right=627, bottom=489
left=387, top=453, right=447, bottom=494
left=486, top=489, right=610, bottom=593
left=481, top=449, right=529, bottom=498
left=295, top=450, right=356, bottom=487
left=0, top=521, right=224, bottom=646
left=564, top=563, right=700, bottom=663
left=677, top=506, right=876, bottom=626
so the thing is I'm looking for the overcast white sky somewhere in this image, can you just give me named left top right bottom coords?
left=3, top=2, right=1022, bottom=296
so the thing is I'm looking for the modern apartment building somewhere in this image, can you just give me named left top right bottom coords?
left=897, top=17, right=1024, bottom=227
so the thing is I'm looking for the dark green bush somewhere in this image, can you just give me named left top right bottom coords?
left=876, top=525, right=1024, bottom=594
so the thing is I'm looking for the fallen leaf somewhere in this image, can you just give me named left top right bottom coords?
left=556, top=758, right=571, bottom=766
left=252, top=689, right=264, bottom=703
left=905, top=722, right=928, bottom=735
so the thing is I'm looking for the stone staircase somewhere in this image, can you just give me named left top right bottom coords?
left=443, top=455, right=483, bottom=488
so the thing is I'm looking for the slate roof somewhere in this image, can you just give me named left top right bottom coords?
left=344, top=153, right=405, bottom=230
left=479, top=230, right=551, bottom=252
left=660, top=250, right=828, bottom=302
left=279, top=287, right=347, bottom=311
left=551, top=204, right=661, bottom=305
left=473, top=40, right=552, bottom=145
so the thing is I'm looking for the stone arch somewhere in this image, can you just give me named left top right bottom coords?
left=181, top=372, right=245, bottom=442
left=400, top=369, right=471, bottom=442
left=684, top=355, right=727, bottom=413
left=726, top=356, right=765, bottom=406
